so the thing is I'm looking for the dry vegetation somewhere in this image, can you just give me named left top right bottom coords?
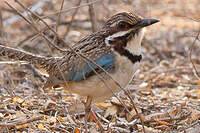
left=0, top=0, right=200, bottom=132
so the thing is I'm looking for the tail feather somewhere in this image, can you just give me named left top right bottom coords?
left=0, top=44, right=53, bottom=69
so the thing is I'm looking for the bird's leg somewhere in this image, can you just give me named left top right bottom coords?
left=84, top=96, right=92, bottom=132
left=84, top=96, right=104, bottom=132
left=90, top=110, right=104, bottom=132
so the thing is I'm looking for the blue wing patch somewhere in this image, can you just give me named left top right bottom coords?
left=65, top=54, right=115, bottom=81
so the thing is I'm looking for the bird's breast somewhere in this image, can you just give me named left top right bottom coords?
left=67, top=29, right=145, bottom=103
left=110, top=52, right=140, bottom=87
left=68, top=53, right=140, bottom=103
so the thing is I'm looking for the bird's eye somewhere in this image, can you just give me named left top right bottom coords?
left=118, top=21, right=127, bottom=28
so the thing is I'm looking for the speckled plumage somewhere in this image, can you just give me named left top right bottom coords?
left=0, top=12, right=159, bottom=103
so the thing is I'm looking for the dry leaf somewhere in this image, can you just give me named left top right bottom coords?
left=57, top=116, right=65, bottom=122
left=126, top=108, right=142, bottom=121
left=96, top=102, right=112, bottom=108
left=168, top=106, right=181, bottom=118
left=12, top=97, right=23, bottom=103
left=49, top=117, right=57, bottom=123
left=73, top=128, right=81, bottom=133
left=196, top=80, right=200, bottom=85
left=139, top=82, right=148, bottom=88
left=44, top=99, right=56, bottom=109
left=38, top=123, right=47, bottom=131
left=42, top=115, right=47, bottom=122
left=181, top=102, right=186, bottom=107
left=190, top=109, right=200, bottom=121
left=196, top=90, right=200, bottom=98
left=15, top=123, right=30, bottom=129
left=104, top=105, right=117, bottom=118
left=154, top=119, right=173, bottom=126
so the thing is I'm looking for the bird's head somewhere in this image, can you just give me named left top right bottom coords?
left=101, top=12, right=159, bottom=63
left=102, top=12, right=159, bottom=40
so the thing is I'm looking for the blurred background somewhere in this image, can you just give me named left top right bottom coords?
left=0, top=0, right=200, bottom=132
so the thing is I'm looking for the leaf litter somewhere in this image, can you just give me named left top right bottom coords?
left=0, top=0, right=200, bottom=132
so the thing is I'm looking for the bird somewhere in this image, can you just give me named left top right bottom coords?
left=0, top=12, right=159, bottom=131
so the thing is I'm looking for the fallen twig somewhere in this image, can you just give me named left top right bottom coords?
left=0, top=115, right=43, bottom=127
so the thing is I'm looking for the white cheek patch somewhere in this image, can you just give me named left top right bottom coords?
left=105, top=29, right=132, bottom=46
left=105, top=37, right=111, bottom=46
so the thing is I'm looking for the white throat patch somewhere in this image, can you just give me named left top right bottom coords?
left=104, top=28, right=146, bottom=56
left=126, top=28, right=146, bottom=55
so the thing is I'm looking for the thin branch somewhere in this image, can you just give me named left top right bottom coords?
left=5, top=1, right=66, bottom=54
left=53, top=0, right=65, bottom=43
left=0, top=109, right=17, bottom=114
left=87, top=0, right=98, bottom=32
left=0, top=8, right=3, bottom=37
left=5, top=0, right=71, bottom=95
left=64, top=0, right=81, bottom=36
left=11, top=0, right=68, bottom=53
left=189, top=26, right=200, bottom=79
left=17, top=33, right=37, bottom=46
left=3, top=0, right=47, bottom=26
left=0, top=7, right=21, bottom=14
left=41, top=0, right=100, bottom=19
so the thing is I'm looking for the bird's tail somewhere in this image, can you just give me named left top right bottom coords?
left=0, top=44, right=54, bottom=70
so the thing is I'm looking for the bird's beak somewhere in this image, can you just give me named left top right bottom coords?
left=133, top=18, right=159, bottom=29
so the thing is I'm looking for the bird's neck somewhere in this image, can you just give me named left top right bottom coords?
left=104, top=28, right=146, bottom=64
left=126, top=28, right=146, bottom=56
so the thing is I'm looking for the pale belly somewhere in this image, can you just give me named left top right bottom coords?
left=68, top=55, right=140, bottom=103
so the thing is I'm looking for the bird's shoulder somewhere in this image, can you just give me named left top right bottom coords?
left=51, top=32, right=115, bottom=81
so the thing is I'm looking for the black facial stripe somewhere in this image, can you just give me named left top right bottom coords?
left=114, top=46, right=142, bottom=64
left=106, top=29, right=141, bottom=64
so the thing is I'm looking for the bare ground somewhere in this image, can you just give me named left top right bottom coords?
left=0, top=0, right=200, bottom=132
